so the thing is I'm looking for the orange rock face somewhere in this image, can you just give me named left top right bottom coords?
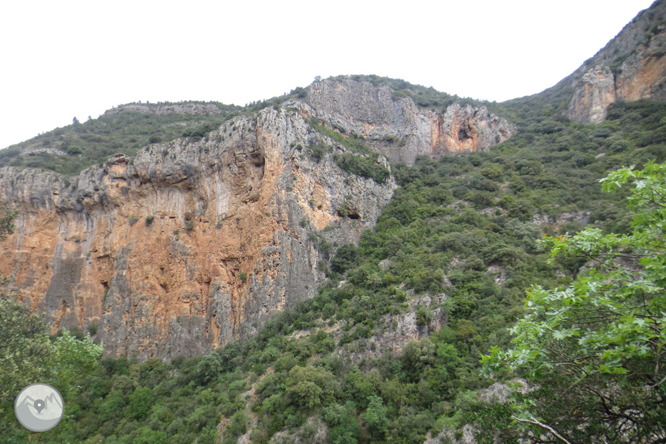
left=0, top=108, right=396, bottom=361
left=0, top=79, right=512, bottom=362
left=305, top=79, right=515, bottom=163
left=567, top=66, right=617, bottom=124
left=616, top=50, right=666, bottom=102
left=565, top=2, right=666, bottom=123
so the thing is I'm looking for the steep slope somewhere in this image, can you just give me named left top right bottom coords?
left=22, top=98, right=666, bottom=444
left=542, top=0, right=666, bottom=123
left=0, top=101, right=243, bottom=176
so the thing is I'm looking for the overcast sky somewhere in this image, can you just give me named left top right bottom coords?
left=0, top=0, right=655, bottom=150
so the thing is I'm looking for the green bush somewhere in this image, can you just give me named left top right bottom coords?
left=125, top=387, right=153, bottom=420
left=87, top=323, right=99, bottom=336
left=333, top=152, right=390, bottom=184
left=330, top=244, right=359, bottom=274
left=305, top=145, right=330, bottom=163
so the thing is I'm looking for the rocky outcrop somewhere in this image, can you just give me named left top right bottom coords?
left=0, top=107, right=396, bottom=361
left=20, top=147, right=67, bottom=156
left=304, top=78, right=515, bottom=164
left=532, top=211, right=591, bottom=228
left=564, top=0, right=666, bottom=123
left=268, top=418, right=328, bottom=444
left=566, top=66, right=617, bottom=124
left=424, top=425, right=477, bottom=444
left=327, top=292, right=447, bottom=362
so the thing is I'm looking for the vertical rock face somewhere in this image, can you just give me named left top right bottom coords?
left=565, top=0, right=666, bottom=123
left=0, top=108, right=396, bottom=361
left=438, top=103, right=512, bottom=155
left=305, top=78, right=515, bottom=164
left=567, top=66, right=617, bottom=124
left=0, top=78, right=511, bottom=361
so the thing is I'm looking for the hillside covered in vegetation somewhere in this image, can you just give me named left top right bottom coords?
left=2, top=77, right=666, bottom=442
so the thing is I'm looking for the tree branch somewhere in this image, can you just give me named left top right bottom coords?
left=512, top=415, right=572, bottom=444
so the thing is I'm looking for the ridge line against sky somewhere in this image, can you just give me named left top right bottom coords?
left=0, top=0, right=655, bottom=150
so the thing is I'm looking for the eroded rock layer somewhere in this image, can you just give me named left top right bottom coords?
left=305, top=79, right=515, bottom=163
left=0, top=79, right=512, bottom=360
left=0, top=108, right=396, bottom=360
left=565, top=0, right=666, bottom=123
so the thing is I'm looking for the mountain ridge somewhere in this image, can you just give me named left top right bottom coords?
left=0, top=0, right=664, bottom=363
left=3, top=4, right=666, bottom=442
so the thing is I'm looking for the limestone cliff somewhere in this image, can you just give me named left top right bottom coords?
left=0, top=107, right=396, bottom=360
left=563, top=0, right=666, bottom=123
left=303, top=78, right=515, bottom=164
left=566, top=66, right=617, bottom=124
left=0, top=77, right=512, bottom=360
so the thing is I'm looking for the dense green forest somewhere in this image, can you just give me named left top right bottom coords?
left=2, top=80, right=666, bottom=443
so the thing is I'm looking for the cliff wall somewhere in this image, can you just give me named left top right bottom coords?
left=563, top=0, right=666, bottom=123
left=305, top=78, right=515, bottom=164
left=0, top=79, right=511, bottom=360
left=0, top=107, right=395, bottom=360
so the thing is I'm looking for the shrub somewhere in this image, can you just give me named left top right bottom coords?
left=125, top=387, right=153, bottom=420
left=333, top=152, right=390, bottom=184
left=416, top=306, right=433, bottom=328
left=128, top=216, right=139, bottom=226
left=305, top=145, right=330, bottom=163
left=330, top=244, right=359, bottom=274
left=145, top=215, right=154, bottom=226
left=286, top=365, right=336, bottom=409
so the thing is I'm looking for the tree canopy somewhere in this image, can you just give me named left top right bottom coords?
left=482, top=162, right=666, bottom=443
left=0, top=296, right=103, bottom=440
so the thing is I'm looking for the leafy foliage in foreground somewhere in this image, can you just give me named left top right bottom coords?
left=0, top=297, right=102, bottom=442
left=480, top=162, right=666, bottom=443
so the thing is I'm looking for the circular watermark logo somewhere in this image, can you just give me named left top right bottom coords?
left=14, top=383, right=64, bottom=432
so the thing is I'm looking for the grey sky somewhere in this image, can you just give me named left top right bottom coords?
left=0, top=0, right=655, bottom=150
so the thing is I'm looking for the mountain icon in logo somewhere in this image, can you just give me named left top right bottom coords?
left=14, top=383, right=64, bottom=432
